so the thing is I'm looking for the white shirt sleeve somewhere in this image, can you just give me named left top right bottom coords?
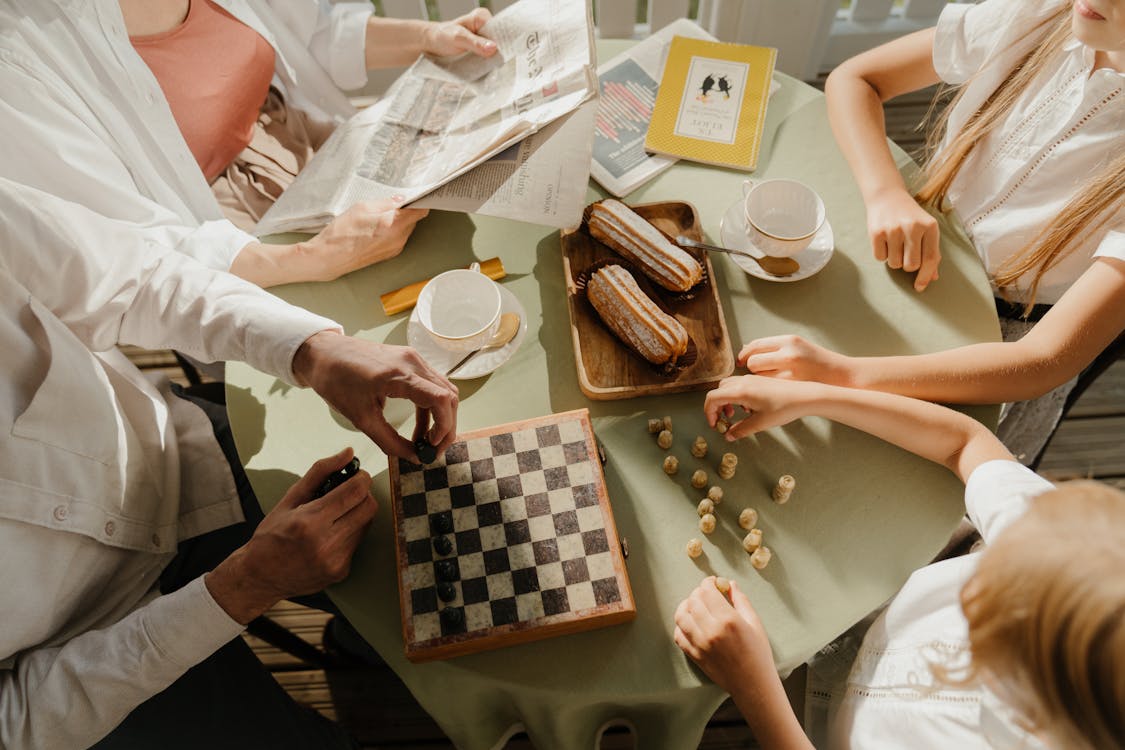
left=933, top=0, right=1070, bottom=85
left=0, top=50, right=255, bottom=272
left=265, top=0, right=374, bottom=91
left=0, top=576, right=245, bottom=750
left=963, top=460, right=1055, bottom=545
left=0, top=178, right=340, bottom=385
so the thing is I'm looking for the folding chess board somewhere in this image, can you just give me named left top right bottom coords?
left=389, top=409, right=635, bottom=662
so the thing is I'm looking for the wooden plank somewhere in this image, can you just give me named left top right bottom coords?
left=1037, top=415, right=1125, bottom=478
left=1068, top=360, right=1125, bottom=419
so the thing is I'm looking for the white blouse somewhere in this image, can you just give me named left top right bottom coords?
left=0, top=0, right=373, bottom=271
left=807, top=461, right=1055, bottom=750
left=933, top=0, right=1124, bottom=304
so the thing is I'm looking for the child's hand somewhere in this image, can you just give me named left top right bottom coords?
left=737, top=335, right=853, bottom=385
left=674, top=578, right=778, bottom=694
left=866, top=187, right=940, bottom=292
left=704, top=374, right=820, bottom=440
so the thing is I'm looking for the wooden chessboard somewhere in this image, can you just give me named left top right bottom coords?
left=388, top=409, right=636, bottom=662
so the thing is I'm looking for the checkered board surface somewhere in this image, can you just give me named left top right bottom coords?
left=389, top=409, right=635, bottom=662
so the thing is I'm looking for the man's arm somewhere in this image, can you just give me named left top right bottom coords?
left=0, top=178, right=458, bottom=457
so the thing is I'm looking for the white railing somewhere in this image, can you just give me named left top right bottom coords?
left=360, top=0, right=955, bottom=84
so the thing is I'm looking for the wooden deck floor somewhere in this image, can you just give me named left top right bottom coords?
left=114, top=82, right=1123, bottom=749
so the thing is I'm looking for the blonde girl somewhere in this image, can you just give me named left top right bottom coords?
left=737, top=0, right=1124, bottom=463
left=673, top=375, right=1125, bottom=749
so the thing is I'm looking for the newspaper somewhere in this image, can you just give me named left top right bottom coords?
left=591, top=19, right=780, bottom=197
left=255, top=0, right=597, bottom=236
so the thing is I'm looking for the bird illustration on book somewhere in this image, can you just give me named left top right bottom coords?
left=716, top=75, right=732, bottom=99
left=699, top=74, right=715, bottom=100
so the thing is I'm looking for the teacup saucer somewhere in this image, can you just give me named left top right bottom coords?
left=407, top=283, right=528, bottom=380
left=719, top=199, right=834, bottom=282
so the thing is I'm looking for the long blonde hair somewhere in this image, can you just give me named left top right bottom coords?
left=959, top=481, right=1125, bottom=749
left=916, top=2, right=1125, bottom=310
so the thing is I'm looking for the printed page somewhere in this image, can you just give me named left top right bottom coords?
left=255, top=0, right=596, bottom=236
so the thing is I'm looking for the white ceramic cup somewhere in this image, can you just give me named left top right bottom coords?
left=417, top=269, right=502, bottom=353
left=741, top=179, right=826, bottom=258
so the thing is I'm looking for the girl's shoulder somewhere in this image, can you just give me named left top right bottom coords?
left=935, top=0, right=1069, bottom=85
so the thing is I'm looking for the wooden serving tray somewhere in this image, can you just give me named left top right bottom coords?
left=561, top=201, right=735, bottom=400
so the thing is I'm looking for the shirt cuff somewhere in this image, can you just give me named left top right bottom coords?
left=243, top=308, right=342, bottom=387
left=321, top=3, right=376, bottom=91
left=964, top=460, right=1055, bottom=545
left=142, top=576, right=246, bottom=670
left=176, top=220, right=257, bottom=272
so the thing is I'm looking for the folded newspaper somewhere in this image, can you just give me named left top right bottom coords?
left=254, top=0, right=597, bottom=236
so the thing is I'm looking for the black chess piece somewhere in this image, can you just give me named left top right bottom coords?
left=433, top=535, right=453, bottom=556
left=439, top=607, right=464, bottom=628
left=414, top=438, right=437, bottom=465
left=435, top=582, right=457, bottom=602
left=314, top=457, right=360, bottom=499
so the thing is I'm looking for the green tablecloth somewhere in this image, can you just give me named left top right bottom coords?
left=226, top=41, right=999, bottom=750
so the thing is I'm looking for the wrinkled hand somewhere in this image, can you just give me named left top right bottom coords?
left=865, top=187, right=940, bottom=291
left=422, top=8, right=498, bottom=58
left=737, top=335, right=853, bottom=385
left=674, top=578, right=778, bottom=694
left=293, top=331, right=458, bottom=461
left=704, top=374, right=821, bottom=440
left=300, top=200, right=428, bottom=282
left=206, top=448, right=377, bottom=624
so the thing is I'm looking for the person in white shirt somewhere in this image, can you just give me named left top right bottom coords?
left=732, top=0, right=1125, bottom=464
left=0, top=0, right=497, bottom=288
left=0, top=177, right=459, bottom=749
left=673, top=374, right=1125, bottom=750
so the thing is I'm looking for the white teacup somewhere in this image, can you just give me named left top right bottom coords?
left=742, top=179, right=826, bottom=258
left=417, top=269, right=502, bottom=353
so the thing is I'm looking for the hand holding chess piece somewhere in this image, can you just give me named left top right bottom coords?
left=292, top=331, right=459, bottom=462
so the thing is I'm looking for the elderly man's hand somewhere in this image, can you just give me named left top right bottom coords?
left=293, top=330, right=459, bottom=461
left=205, top=448, right=377, bottom=624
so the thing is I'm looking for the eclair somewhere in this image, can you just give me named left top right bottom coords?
left=587, top=264, right=689, bottom=365
left=588, top=199, right=703, bottom=292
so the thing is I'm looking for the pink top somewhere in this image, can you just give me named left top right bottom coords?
left=131, top=0, right=276, bottom=181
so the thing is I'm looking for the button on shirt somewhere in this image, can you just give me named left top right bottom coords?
left=0, top=178, right=342, bottom=749
left=934, top=0, right=1124, bottom=304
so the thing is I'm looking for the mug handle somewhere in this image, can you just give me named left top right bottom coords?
left=741, top=179, right=756, bottom=201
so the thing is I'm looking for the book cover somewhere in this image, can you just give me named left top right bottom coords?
left=644, top=37, right=777, bottom=171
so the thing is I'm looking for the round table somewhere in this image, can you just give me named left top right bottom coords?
left=227, top=41, right=1000, bottom=750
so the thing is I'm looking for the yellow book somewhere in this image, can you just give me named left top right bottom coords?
left=644, top=37, right=777, bottom=170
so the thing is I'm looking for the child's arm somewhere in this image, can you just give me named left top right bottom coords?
left=737, top=257, right=1125, bottom=405
left=703, top=375, right=1012, bottom=482
left=825, top=28, right=943, bottom=291
left=674, top=579, right=814, bottom=750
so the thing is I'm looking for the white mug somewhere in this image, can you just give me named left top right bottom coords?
left=417, top=269, right=502, bottom=353
left=742, top=179, right=826, bottom=258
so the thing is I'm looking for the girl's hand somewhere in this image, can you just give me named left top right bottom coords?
left=865, top=186, right=940, bottom=291
left=300, top=200, right=428, bottom=282
left=674, top=578, right=778, bottom=694
left=738, top=335, right=854, bottom=385
left=422, top=8, right=498, bottom=58
left=704, top=375, right=819, bottom=440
